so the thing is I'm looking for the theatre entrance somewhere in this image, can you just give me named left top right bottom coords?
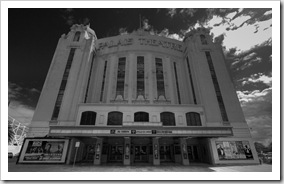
left=160, top=145, right=173, bottom=162
left=108, top=145, right=123, bottom=162
left=134, top=145, right=148, bottom=162
left=187, top=144, right=205, bottom=162
left=159, top=137, right=175, bottom=163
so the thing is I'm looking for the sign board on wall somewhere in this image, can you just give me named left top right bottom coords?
left=216, top=141, right=253, bottom=160
left=17, top=138, right=69, bottom=163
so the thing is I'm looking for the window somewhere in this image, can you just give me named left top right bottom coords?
left=200, top=34, right=208, bottom=45
left=134, top=112, right=149, bottom=122
left=84, top=52, right=96, bottom=103
left=100, top=61, right=108, bottom=102
left=205, top=51, right=228, bottom=122
left=186, top=57, right=197, bottom=104
left=186, top=112, right=201, bottom=126
left=116, top=57, right=126, bottom=98
left=51, top=48, right=76, bottom=120
left=137, top=56, right=145, bottom=97
left=73, top=31, right=81, bottom=42
left=107, top=111, right=123, bottom=125
left=155, top=58, right=165, bottom=98
left=80, top=111, right=97, bottom=125
left=160, top=112, right=176, bottom=126
left=173, top=62, right=181, bottom=104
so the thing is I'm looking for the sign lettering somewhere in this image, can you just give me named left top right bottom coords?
left=98, top=37, right=183, bottom=52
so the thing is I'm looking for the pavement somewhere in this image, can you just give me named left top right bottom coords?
left=8, top=157, right=272, bottom=172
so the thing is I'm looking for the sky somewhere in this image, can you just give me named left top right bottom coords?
left=8, top=8, right=273, bottom=146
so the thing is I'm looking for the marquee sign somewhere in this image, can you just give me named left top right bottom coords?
left=50, top=127, right=233, bottom=137
left=97, top=37, right=183, bottom=52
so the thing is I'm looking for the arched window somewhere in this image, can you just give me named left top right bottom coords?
left=107, top=111, right=123, bottom=125
left=160, top=112, right=175, bottom=126
left=73, top=31, right=81, bottom=42
left=200, top=34, right=208, bottom=45
left=80, top=111, right=97, bottom=125
left=134, top=112, right=149, bottom=122
left=186, top=112, right=201, bottom=126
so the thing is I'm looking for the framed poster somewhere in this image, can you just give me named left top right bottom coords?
left=18, top=138, right=69, bottom=163
left=215, top=141, right=253, bottom=160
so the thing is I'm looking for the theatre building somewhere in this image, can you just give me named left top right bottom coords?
left=23, top=24, right=259, bottom=165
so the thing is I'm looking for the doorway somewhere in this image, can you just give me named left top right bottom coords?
left=160, top=145, right=173, bottom=162
left=134, top=145, right=148, bottom=162
left=84, top=144, right=96, bottom=161
left=108, top=145, right=123, bottom=162
left=187, top=145, right=200, bottom=162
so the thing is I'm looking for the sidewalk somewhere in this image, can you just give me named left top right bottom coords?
left=8, top=157, right=272, bottom=172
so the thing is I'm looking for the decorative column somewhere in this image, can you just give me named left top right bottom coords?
left=123, top=137, right=131, bottom=165
left=180, top=138, right=189, bottom=165
left=152, top=137, right=160, bottom=165
left=93, top=138, right=103, bottom=165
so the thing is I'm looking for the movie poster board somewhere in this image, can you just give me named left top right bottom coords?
left=18, top=138, right=69, bottom=163
left=216, top=141, right=253, bottom=160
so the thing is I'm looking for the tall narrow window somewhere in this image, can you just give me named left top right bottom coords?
left=51, top=48, right=76, bottom=120
left=134, top=112, right=149, bottom=122
left=200, top=34, right=207, bottom=45
left=155, top=58, right=165, bottom=99
left=173, top=62, right=181, bottom=104
left=80, top=111, right=97, bottom=125
left=100, top=61, right=108, bottom=102
left=137, top=56, right=145, bottom=97
left=186, top=57, right=197, bottom=104
left=160, top=112, right=176, bottom=126
left=116, top=57, right=126, bottom=98
left=186, top=112, right=201, bottom=126
left=205, top=51, right=229, bottom=122
left=73, top=31, right=81, bottom=42
left=84, top=52, right=95, bottom=103
left=107, top=111, right=123, bottom=125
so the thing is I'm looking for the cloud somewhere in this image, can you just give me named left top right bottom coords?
left=205, top=9, right=272, bottom=53
left=9, top=105, right=34, bottom=127
left=8, top=82, right=39, bottom=126
left=167, top=8, right=176, bottom=17
left=241, top=73, right=272, bottom=87
left=237, top=88, right=272, bottom=145
left=223, top=38, right=272, bottom=91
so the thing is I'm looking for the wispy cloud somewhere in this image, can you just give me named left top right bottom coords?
left=241, top=73, right=272, bottom=87
left=237, top=87, right=272, bottom=145
left=9, top=82, right=39, bottom=126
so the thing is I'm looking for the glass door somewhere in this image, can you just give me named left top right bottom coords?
left=160, top=145, right=172, bottom=161
left=84, top=144, right=95, bottom=161
left=187, top=145, right=200, bottom=162
left=109, top=145, right=123, bottom=162
left=134, top=145, right=148, bottom=162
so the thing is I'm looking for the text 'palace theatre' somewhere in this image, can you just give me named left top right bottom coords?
left=19, top=24, right=259, bottom=166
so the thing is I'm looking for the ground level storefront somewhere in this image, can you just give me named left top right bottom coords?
left=18, top=126, right=259, bottom=166
left=66, top=137, right=221, bottom=166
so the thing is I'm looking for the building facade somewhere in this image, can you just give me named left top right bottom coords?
left=27, top=24, right=259, bottom=165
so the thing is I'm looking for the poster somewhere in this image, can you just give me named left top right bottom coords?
left=242, top=141, right=253, bottom=159
left=216, top=141, right=253, bottom=160
left=18, top=139, right=69, bottom=163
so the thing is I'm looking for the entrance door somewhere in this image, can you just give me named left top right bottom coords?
left=160, top=145, right=172, bottom=161
left=109, top=145, right=123, bottom=162
left=134, top=145, right=148, bottom=162
left=187, top=145, right=200, bottom=162
left=84, top=144, right=95, bottom=161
